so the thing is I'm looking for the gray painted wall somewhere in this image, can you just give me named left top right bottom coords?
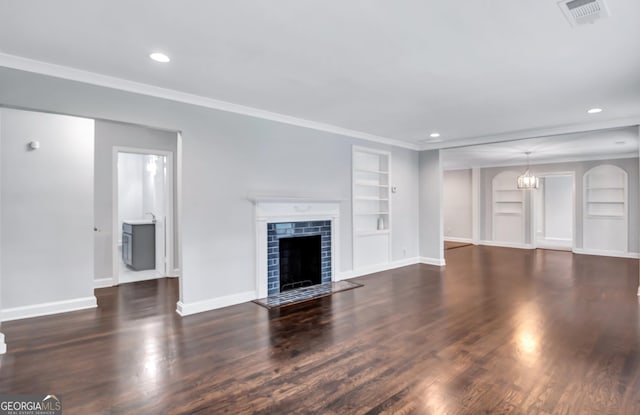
left=1, top=108, right=95, bottom=309
left=94, top=120, right=178, bottom=281
left=480, top=157, right=639, bottom=252
left=0, top=112, right=2, bottom=340
left=443, top=169, right=472, bottom=239
left=0, top=67, right=420, bottom=307
left=419, top=150, right=443, bottom=261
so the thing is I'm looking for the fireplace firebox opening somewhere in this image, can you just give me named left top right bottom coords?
left=278, top=235, right=321, bottom=292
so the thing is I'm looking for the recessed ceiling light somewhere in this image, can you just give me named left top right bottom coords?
left=587, top=108, right=603, bottom=114
left=429, top=132, right=440, bottom=138
left=149, top=52, right=170, bottom=63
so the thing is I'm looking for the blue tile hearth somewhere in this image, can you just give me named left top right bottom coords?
left=253, top=280, right=363, bottom=309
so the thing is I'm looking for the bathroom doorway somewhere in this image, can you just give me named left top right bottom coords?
left=113, top=148, right=175, bottom=284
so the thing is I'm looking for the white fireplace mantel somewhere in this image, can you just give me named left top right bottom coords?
left=254, top=198, right=341, bottom=299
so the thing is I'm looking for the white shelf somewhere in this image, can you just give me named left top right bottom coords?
left=355, top=196, right=390, bottom=201
left=355, top=181, right=389, bottom=188
left=355, top=168, right=389, bottom=175
left=585, top=214, right=625, bottom=220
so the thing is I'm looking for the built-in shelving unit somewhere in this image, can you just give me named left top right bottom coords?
left=493, top=187, right=524, bottom=215
left=492, top=173, right=525, bottom=244
left=352, top=146, right=391, bottom=268
left=584, top=185, right=626, bottom=217
left=583, top=165, right=628, bottom=253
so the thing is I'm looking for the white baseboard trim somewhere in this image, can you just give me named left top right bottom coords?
left=479, top=240, right=535, bottom=250
left=419, top=257, right=446, bottom=266
left=337, top=257, right=421, bottom=280
left=572, top=248, right=640, bottom=259
left=118, top=271, right=163, bottom=285
left=1, top=296, right=97, bottom=322
left=176, top=290, right=257, bottom=317
left=94, top=278, right=115, bottom=289
left=444, top=237, right=473, bottom=243
left=536, top=245, right=572, bottom=252
left=0, top=333, right=5, bottom=355
left=173, top=268, right=181, bottom=277
left=540, top=237, right=572, bottom=242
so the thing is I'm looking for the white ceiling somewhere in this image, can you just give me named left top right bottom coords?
left=441, top=127, right=639, bottom=170
left=0, top=1, right=639, bottom=147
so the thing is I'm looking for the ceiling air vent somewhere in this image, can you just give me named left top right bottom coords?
left=558, top=0, right=610, bottom=27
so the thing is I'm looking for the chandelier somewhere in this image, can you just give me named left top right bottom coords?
left=517, top=152, right=539, bottom=189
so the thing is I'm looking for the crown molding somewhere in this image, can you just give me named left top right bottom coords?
left=421, top=118, right=640, bottom=151
left=0, top=53, right=419, bottom=151
left=443, top=151, right=639, bottom=171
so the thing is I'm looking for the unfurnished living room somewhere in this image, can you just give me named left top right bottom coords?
left=0, top=1, right=639, bottom=414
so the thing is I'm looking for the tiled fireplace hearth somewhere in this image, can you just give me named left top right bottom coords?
left=254, top=199, right=340, bottom=299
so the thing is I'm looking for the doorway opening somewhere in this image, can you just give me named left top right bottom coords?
left=113, top=148, right=175, bottom=284
left=532, top=173, right=575, bottom=251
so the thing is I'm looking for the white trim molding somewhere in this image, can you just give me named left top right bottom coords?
left=94, top=278, right=115, bottom=289
left=535, top=237, right=573, bottom=251
left=0, top=333, right=6, bottom=355
left=0, top=53, right=417, bottom=151
left=176, top=291, right=256, bottom=317
left=112, top=146, right=175, bottom=286
left=338, top=257, right=420, bottom=280
left=1, top=296, right=97, bottom=322
left=444, top=237, right=473, bottom=243
left=572, top=248, right=640, bottom=259
left=422, top=119, right=640, bottom=151
left=253, top=198, right=341, bottom=299
left=479, top=240, right=535, bottom=250
left=419, top=257, right=447, bottom=266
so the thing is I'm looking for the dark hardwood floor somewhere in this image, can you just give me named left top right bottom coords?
left=444, top=241, right=472, bottom=250
left=1, top=246, right=640, bottom=414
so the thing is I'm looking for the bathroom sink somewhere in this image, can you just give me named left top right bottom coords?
left=123, top=219, right=155, bottom=225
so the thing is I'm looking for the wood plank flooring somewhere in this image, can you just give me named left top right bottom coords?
left=444, top=241, right=472, bottom=250
left=1, top=246, right=640, bottom=414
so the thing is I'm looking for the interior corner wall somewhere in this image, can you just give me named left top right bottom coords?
left=0, top=108, right=95, bottom=310
left=0, top=68, right=420, bottom=308
left=419, top=149, right=444, bottom=261
left=480, top=157, right=639, bottom=252
left=94, top=120, right=178, bottom=282
left=443, top=169, right=472, bottom=240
